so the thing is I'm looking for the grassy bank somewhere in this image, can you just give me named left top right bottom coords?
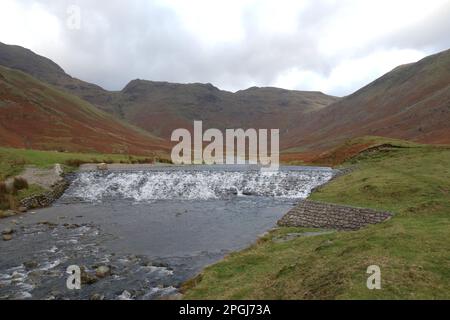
left=182, top=140, right=450, bottom=299
left=0, top=147, right=170, bottom=212
left=0, top=147, right=166, bottom=180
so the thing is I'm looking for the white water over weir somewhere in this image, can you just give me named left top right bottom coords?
left=62, top=166, right=335, bottom=202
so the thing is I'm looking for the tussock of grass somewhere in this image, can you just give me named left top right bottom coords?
left=183, top=139, right=450, bottom=299
left=13, top=177, right=28, bottom=191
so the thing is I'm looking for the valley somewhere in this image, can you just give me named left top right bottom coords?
left=0, top=40, right=449, bottom=301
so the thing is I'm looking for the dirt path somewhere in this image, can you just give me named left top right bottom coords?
left=7, top=165, right=63, bottom=189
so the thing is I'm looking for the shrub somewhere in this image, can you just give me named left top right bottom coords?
left=0, top=196, right=9, bottom=210
left=11, top=158, right=27, bottom=166
left=65, top=159, right=88, bottom=167
left=7, top=194, right=18, bottom=210
left=136, top=158, right=154, bottom=164
left=0, top=181, right=6, bottom=195
left=13, top=177, right=28, bottom=190
left=0, top=181, right=7, bottom=210
left=158, top=158, right=173, bottom=164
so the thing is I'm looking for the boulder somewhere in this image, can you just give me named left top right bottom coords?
left=17, top=206, right=27, bottom=213
left=54, top=163, right=63, bottom=176
left=90, top=293, right=105, bottom=300
left=2, top=234, right=12, bottom=241
left=95, top=265, right=111, bottom=278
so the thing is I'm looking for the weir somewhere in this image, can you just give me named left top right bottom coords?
left=61, top=166, right=335, bottom=203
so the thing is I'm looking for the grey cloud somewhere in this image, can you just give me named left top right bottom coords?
left=14, top=0, right=450, bottom=95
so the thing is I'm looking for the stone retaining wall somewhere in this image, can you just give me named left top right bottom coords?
left=20, top=180, right=69, bottom=209
left=278, top=200, right=393, bottom=230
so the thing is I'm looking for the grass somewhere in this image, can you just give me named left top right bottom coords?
left=0, top=146, right=156, bottom=180
left=0, top=147, right=170, bottom=212
left=182, top=139, right=450, bottom=299
left=16, top=184, right=48, bottom=200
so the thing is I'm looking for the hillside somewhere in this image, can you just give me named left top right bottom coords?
left=1, top=41, right=448, bottom=157
left=0, top=65, right=169, bottom=155
left=0, top=42, right=339, bottom=140
left=0, top=42, right=113, bottom=110
left=283, top=49, right=450, bottom=154
left=183, top=139, right=450, bottom=299
left=114, top=80, right=338, bottom=138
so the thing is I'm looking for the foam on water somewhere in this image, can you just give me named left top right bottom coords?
left=62, top=166, right=334, bottom=202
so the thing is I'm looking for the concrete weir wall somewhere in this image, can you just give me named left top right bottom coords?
left=278, top=200, right=393, bottom=230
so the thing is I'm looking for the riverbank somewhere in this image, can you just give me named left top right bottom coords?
left=0, top=147, right=171, bottom=216
left=182, top=140, right=450, bottom=299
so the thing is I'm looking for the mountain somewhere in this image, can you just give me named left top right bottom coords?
left=1, top=41, right=448, bottom=160
left=0, top=65, right=169, bottom=155
left=0, top=42, right=339, bottom=140
left=283, top=49, right=450, bottom=157
left=0, top=42, right=112, bottom=109
left=112, top=80, right=338, bottom=138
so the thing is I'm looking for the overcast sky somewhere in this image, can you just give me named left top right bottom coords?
left=1, top=0, right=449, bottom=96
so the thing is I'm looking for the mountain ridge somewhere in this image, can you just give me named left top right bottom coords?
left=0, top=64, right=169, bottom=155
left=0, top=42, right=340, bottom=140
left=0, top=41, right=449, bottom=159
left=282, top=48, right=450, bottom=157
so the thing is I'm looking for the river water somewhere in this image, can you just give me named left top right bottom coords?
left=0, top=165, right=334, bottom=300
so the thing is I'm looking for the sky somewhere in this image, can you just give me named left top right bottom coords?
left=0, top=0, right=449, bottom=96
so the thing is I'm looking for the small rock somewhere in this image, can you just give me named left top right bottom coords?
left=0, top=210, right=16, bottom=218
left=4, top=181, right=14, bottom=193
left=118, top=290, right=132, bottom=300
left=97, top=163, right=108, bottom=170
left=139, top=257, right=154, bottom=267
left=82, top=273, right=98, bottom=285
left=152, top=262, right=169, bottom=268
left=38, top=221, right=58, bottom=228
left=49, top=291, right=62, bottom=299
left=64, top=223, right=81, bottom=229
left=17, top=206, right=27, bottom=213
left=90, top=293, right=105, bottom=300
left=54, top=163, right=63, bottom=175
left=2, top=234, right=12, bottom=241
left=2, top=228, right=14, bottom=235
left=28, top=270, right=44, bottom=284
left=80, top=267, right=98, bottom=285
left=23, top=261, right=39, bottom=270
left=95, top=266, right=111, bottom=278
